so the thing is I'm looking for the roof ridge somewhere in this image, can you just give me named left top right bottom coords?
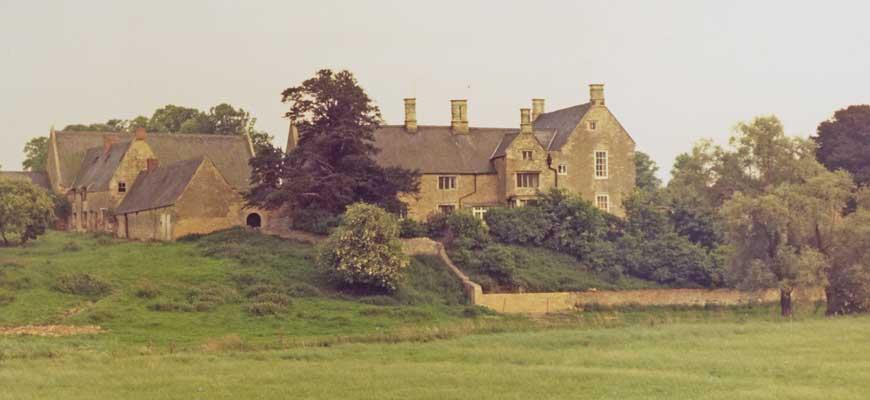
left=58, top=131, right=248, bottom=139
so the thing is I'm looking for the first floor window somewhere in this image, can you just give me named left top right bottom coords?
left=558, top=164, right=568, bottom=175
left=472, top=207, right=488, bottom=220
left=438, top=204, right=456, bottom=214
left=522, top=150, right=534, bottom=160
left=595, top=151, right=608, bottom=178
left=516, top=172, right=540, bottom=188
left=596, top=194, right=610, bottom=212
left=438, top=176, right=457, bottom=190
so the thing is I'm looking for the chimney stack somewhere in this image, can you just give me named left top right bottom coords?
left=146, top=158, right=159, bottom=172
left=531, top=99, right=545, bottom=121
left=450, top=99, right=469, bottom=134
left=134, top=127, right=147, bottom=141
left=589, top=84, right=605, bottom=106
left=103, top=134, right=118, bottom=154
left=404, top=98, right=417, bottom=133
left=520, top=108, right=532, bottom=134
left=286, top=123, right=299, bottom=153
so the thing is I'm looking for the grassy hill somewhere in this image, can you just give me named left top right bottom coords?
left=0, top=229, right=489, bottom=350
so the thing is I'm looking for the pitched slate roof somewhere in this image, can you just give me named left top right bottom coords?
left=52, top=131, right=252, bottom=190
left=532, top=102, right=591, bottom=150
left=371, top=126, right=514, bottom=174
left=116, top=157, right=204, bottom=214
left=490, top=131, right=553, bottom=158
left=0, top=171, right=51, bottom=190
left=72, top=142, right=131, bottom=191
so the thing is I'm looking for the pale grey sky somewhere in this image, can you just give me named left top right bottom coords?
left=2, top=1, right=869, bottom=179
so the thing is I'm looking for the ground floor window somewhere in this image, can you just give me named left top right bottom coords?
left=596, top=194, right=610, bottom=212
left=438, top=204, right=456, bottom=214
left=246, top=213, right=262, bottom=228
left=472, top=207, right=488, bottom=220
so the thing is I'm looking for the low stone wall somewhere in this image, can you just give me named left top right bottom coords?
left=402, top=238, right=483, bottom=304
left=476, top=287, right=826, bottom=314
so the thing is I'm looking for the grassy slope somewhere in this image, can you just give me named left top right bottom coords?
left=0, top=230, right=479, bottom=349
left=455, top=244, right=660, bottom=293
left=3, top=316, right=870, bottom=399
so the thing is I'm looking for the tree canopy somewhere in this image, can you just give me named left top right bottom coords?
left=22, top=137, right=48, bottom=172
left=245, top=69, right=420, bottom=228
left=813, top=105, right=870, bottom=187
left=0, top=179, right=55, bottom=245
left=634, top=151, right=662, bottom=192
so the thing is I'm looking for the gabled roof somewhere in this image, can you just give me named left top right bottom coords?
left=490, top=131, right=552, bottom=159
left=52, top=131, right=253, bottom=190
left=532, top=103, right=591, bottom=150
left=0, top=171, right=51, bottom=190
left=116, top=157, right=205, bottom=214
left=72, top=141, right=131, bottom=191
left=372, top=126, right=513, bottom=174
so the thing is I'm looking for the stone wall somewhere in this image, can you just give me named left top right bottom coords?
left=401, top=237, right=826, bottom=314
left=476, top=287, right=826, bottom=314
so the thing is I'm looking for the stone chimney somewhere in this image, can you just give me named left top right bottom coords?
left=590, top=84, right=605, bottom=106
left=450, top=99, right=469, bottom=134
left=146, top=158, right=159, bottom=172
left=286, top=123, right=299, bottom=153
left=531, top=99, right=545, bottom=121
left=404, top=98, right=417, bottom=133
left=520, top=108, right=532, bottom=134
left=103, top=135, right=118, bottom=154
left=134, top=127, right=147, bottom=141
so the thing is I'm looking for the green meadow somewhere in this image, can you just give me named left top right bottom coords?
left=1, top=231, right=868, bottom=399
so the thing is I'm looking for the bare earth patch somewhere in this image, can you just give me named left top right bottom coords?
left=0, top=325, right=104, bottom=337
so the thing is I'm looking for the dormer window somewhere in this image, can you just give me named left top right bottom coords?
left=588, top=120, right=598, bottom=130
left=118, top=182, right=126, bottom=193
left=522, top=150, right=533, bottom=160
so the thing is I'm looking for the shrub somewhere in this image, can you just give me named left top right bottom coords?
left=319, top=203, right=409, bottom=292
left=826, top=210, right=870, bottom=315
left=398, top=218, right=427, bottom=238
left=615, top=232, right=723, bottom=287
left=133, top=280, right=160, bottom=299
left=445, top=211, right=489, bottom=249
left=424, top=212, right=450, bottom=238
left=62, top=241, right=82, bottom=252
left=292, top=208, right=342, bottom=235
left=246, top=301, right=285, bottom=316
left=54, top=273, right=111, bottom=298
left=477, top=245, right=518, bottom=287
left=252, top=292, right=291, bottom=306
left=484, top=206, right=549, bottom=246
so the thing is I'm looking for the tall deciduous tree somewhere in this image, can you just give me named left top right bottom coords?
left=246, top=69, right=420, bottom=226
left=0, top=179, right=55, bottom=245
left=634, top=151, right=662, bottom=192
left=22, top=137, right=48, bottom=172
left=813, top=105, right=870, bottom=187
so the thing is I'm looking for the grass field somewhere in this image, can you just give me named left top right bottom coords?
left=1, top=231, right=869, bottom=399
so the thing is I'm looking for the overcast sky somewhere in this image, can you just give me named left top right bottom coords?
left=2, top=1, right=869, bottom=179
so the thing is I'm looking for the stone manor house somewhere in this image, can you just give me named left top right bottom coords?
left=5, top=83, right=634, bottom=240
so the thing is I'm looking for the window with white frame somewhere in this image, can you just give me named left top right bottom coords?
left=437, top=176, right=457, bottom=190
left=516, top=172, right=540, bottom=188
left=558, top=164, right=568, bottom=175
left=596, top=194, right=610, bottom=212
left=472, top=207, right=488, bottom=220
left=594, top=151, right=608, bottom=178
left=522, top=150, right=533, bottom=160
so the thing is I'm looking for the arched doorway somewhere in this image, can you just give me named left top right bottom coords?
left=246, top=213, right=262, bottom=228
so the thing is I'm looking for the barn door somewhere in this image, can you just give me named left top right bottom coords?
left=160, top=213, right=172, bottom=240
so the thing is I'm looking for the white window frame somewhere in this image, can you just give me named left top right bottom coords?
left=516, top=172, right=540, bottom=188
left=472, top=207, right=488, bottom=220
left=595, top=194, right=610, bottom=212
left=594, top=150, right=608, bottom=179
left=522, top=150, right=533, bottom=160
left=557, top=164, right=568, bottom=175
left=437, top=175, right=457, bottom=191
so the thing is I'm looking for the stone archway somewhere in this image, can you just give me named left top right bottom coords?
left=246, top=213, right=262, bottom=229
